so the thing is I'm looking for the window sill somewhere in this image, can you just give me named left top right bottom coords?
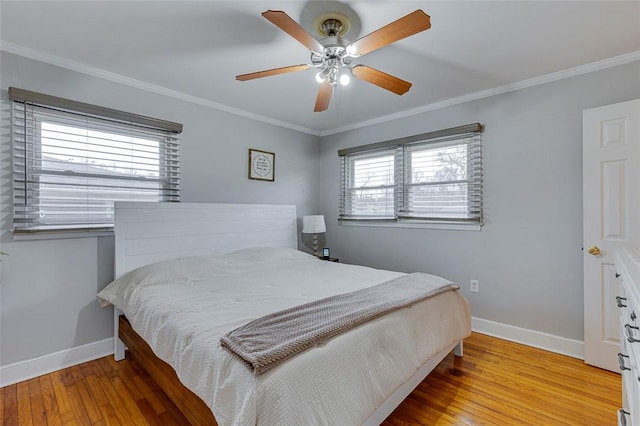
left=13, top=229, right=114, bottom=241
left=339, top=220, right=482, bottom=232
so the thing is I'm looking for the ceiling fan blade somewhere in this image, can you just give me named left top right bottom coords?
left=348, top=10, right=431, bottom=57
left=262, top=10, right=324, bottom=54
left=236, top=64, right=310, bottom=81
left=352, top=65, right=412, bottom=95
left=314, top=81, right=332, bottom=112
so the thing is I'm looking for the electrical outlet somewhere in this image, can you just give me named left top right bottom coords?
left=470, top=280, right=480, bottom=293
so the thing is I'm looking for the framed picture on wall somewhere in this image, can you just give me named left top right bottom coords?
left=248, top=148, right=275, bottom=181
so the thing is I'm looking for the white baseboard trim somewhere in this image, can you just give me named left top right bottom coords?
left=0, top=338, right=113, bottom=387
left=0, top=320, right=584, bottom=388
left=472, top=317, right=584, bottom=360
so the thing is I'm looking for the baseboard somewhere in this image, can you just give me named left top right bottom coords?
left=0, top=319, right=584, bottom=388
left=472, top=317, right=584, bottom=360
left=0, top=338, right=113, bottom=387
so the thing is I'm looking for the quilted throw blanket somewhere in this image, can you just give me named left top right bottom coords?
left=220, top=272, right=459, bottom=375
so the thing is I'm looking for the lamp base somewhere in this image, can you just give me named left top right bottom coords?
left=312, top=234, right=319, bottom=257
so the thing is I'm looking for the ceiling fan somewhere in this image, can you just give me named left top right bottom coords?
left=236, top=9, right=431, bottom=112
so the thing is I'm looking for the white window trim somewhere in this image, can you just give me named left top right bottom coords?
left=339, top=220, right=482, bottom=231
left=13, top=229, right=115, bottom=241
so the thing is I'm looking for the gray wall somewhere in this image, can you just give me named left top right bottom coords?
left=1, top=48, right=638, bottom=366
left=0, top=52, right=320, bottom=365
left=318, top=61, right=640, bottom=341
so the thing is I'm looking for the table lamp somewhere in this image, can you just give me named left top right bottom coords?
left=302, top=215, right=326, bottom=257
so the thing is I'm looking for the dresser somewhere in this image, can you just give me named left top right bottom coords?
left=614, top=249, right=640, bottom=425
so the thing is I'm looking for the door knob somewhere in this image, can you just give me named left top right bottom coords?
left=587, top=246, right=601, bottom=256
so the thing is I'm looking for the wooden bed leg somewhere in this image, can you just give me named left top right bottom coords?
left=114, top=308, right=126, bottom=361
left=454, top=340, right=463, bottom=357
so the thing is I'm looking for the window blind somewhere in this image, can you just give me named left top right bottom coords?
left=339, top=148, right=401, bottom=220
left=399, top=132, right=482, bottom=222
left=338, top=123, right=483, bottom=225
left=11, top=88, right=181, bottom=234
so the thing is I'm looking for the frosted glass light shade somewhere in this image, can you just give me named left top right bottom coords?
left=302, top=215, right=326, bottom=233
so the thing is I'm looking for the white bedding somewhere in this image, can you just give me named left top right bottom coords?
left=98, top=247, right=471, bottom=425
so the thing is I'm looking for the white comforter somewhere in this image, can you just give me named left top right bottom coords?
left=98, top=247, right=471, bottom=425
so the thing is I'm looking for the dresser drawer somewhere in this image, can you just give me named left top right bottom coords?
left=615, top=250, right=640, bottom=426
left=620, top=322, right=637, bottom=425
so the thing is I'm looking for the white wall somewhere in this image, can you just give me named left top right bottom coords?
left=0, top=52, right=320, bottom=367
left=318, top=61, right=640, bottom=343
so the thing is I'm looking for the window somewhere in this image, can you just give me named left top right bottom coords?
left=341, top=149, right=398, bottom=219
left=10, top=87, right=182, bottom=236
left=339, top=123, right=483, bottom=227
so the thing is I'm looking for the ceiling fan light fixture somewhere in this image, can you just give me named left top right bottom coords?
left=237, top=8, right=432, bottom=111
left=328, top=66, right=339, bottom=85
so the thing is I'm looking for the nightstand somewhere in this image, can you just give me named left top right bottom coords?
left=319, top=257, right=339, bottom=262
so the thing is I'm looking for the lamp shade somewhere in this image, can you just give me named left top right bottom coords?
left=302, top=215, right=326, bottom=233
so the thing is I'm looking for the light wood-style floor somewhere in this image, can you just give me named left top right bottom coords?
left=2, top=332, right=621, bottom=425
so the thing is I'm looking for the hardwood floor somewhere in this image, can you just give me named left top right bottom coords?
left=2, top=332, right=621, bottom=425
left=384, top=333, right=621, bottom=425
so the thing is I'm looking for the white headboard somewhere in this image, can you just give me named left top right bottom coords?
left=114, top=202, right=298, bottom=277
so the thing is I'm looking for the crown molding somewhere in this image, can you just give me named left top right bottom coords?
left=0, top=41, right=321, bottom=136
left=319, top=50, right=640, bottom=136
left=2, top=41, right=638, bottom=138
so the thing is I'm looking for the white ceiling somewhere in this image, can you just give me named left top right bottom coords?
left=1, top=1, right=639, bottom=135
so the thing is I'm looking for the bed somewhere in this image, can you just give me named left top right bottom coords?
left=98, top=202, right=471, bottom=425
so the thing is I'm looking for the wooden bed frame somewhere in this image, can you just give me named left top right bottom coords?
left=110, top=202, right=464, bottom=425
left=118, top=315, right=217, bottom=425
left=119, top=313, right=460, bottom=426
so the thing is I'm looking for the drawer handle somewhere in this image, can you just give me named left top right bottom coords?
left=616, top=272, right=621, bottom=279
left=625, top=324, right=640, bottom=343
left=619, top=409, right=629, bottom=426
left=618, top=353, right=631, bottom=371
left=617, top=296, right=628, bottom=308
left=632, top=311, right=637, bottom=321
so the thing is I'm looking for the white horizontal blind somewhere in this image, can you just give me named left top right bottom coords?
left=338, top=124, right=483, bottom=225
left=339, top=148, right=400, bottom=219
left=12, top=100, right=180, bottom=234
left=399, top=133, right=482, bottom=222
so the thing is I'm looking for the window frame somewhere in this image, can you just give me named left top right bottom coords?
left=10, top=87, right=182, bottom=239
left=338, top=123, right=483, bottom=231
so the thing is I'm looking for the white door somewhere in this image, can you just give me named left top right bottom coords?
left=584, top=99, right=640, bottom=372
